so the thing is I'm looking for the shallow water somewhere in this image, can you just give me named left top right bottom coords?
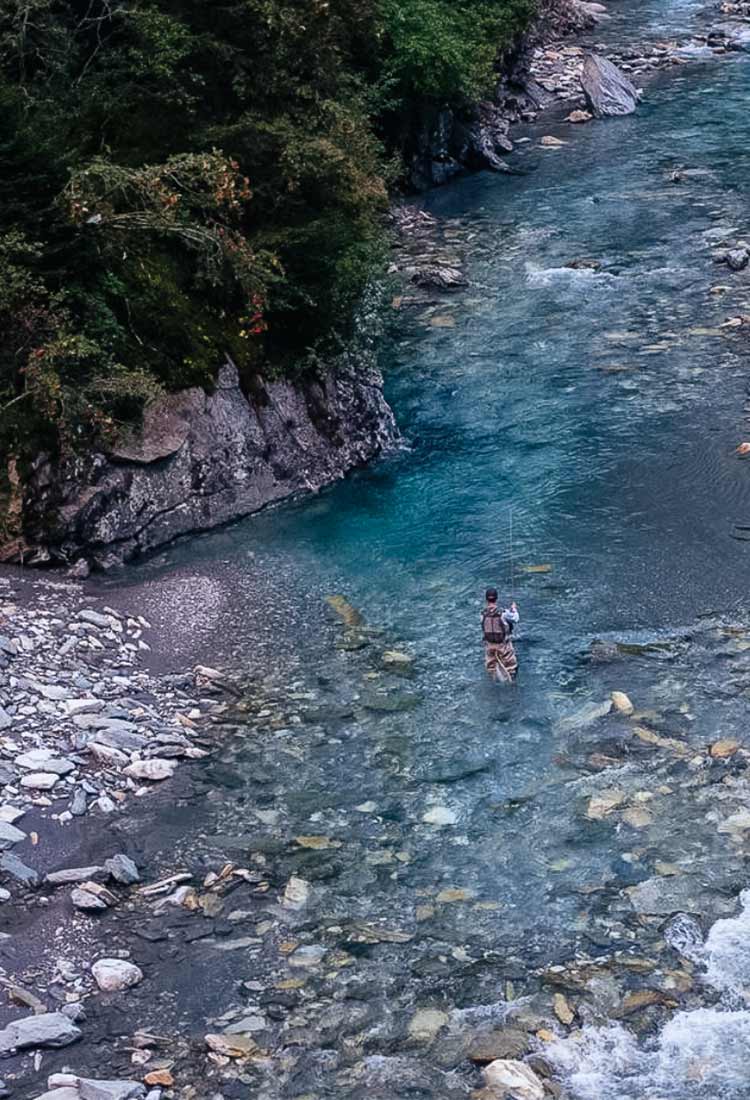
left=100, top=3, right=750, bottom=1097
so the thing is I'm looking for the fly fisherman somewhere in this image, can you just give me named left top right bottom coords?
left=481, top=588, right=519, bottom=682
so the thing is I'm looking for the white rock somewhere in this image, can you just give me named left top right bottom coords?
left=20, top=772, right=60, bottom=790
left=123, top=759, right=175, bottom=782
left=0, top=805, right=25, bottom=824
left=482, top=1059, right=545, bottom=1100
left=281, top=876, right=310, bottom=910
left=91, top=958, right=144, bottom=992
left=611, top=690, right=634, bottom=716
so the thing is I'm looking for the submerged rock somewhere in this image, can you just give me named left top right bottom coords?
left=581, top=53, right=639, bottom=118
left=556, top=698, right=612, bottom=733
left=408, top=1008, right=449, bottom=1042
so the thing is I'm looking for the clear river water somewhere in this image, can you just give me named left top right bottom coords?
left=94, top=3, right=750, bottom=1097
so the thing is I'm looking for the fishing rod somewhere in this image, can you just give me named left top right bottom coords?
left=509, top=504, right=515, bottom=601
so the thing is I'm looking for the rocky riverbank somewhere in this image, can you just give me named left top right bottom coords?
left=2, top=558, right=750, bottom=1100
left=389, top=0, right=750, bottom=312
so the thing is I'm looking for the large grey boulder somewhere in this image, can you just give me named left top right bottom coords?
left=0, top=1011, right=81, bottom=1053
left=581, top=53, right=639, bottom=117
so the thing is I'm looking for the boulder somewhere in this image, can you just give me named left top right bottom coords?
left=481, top=1059, right=545, bottom=1100
left=581, top=53, right=639, bottom=118
left=0, top=1011, right=81, bottom=1053
left=91, top=959, right=143, bottom=992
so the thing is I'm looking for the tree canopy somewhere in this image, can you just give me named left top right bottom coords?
left=0, top=0, right=534, bottom=482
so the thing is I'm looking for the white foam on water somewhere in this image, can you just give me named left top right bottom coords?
left=524, top=265, right=618, bottom=291
left=547, top=890, right=750, bottom=1099
left=702, top=888, right=750, bottom=999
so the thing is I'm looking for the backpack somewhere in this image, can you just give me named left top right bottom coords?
left=482, top=606, right=508, bottom=644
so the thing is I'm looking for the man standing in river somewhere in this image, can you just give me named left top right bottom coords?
left=482, top=588, right=519, bottom=682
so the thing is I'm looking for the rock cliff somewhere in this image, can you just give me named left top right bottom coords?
left=11, top=356, right=397, bottom=571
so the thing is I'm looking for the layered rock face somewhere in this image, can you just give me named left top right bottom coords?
left=15, top=358, right=397, bottom=570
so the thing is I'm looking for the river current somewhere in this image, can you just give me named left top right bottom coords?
left=97, top=3, right=750, bottom=1097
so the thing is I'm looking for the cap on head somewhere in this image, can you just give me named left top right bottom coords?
left=485, top=587, right=498, bottom=603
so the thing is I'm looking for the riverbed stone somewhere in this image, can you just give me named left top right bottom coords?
left=65, top=1080, right=146, bottom=1100
left=466, top=1028, right=530, bottom=1064
left=20, top=771, right=60, bottom=790
left=556, top=698, right=612, bottom=732
left=611, top=690, right=634, bottom=716
left=0, top=1011, right=81, bottom=1053
left=92, top=958, right=144, bottom=992
left=0, top=852, right=40, bottom=886
left=408, top=1008, right=449, bottom=1042
left=15, top=749, right=75, bottom=774
left=78, top=610, right=114, bottom=629
left=123, top=759, right=175, bottom=782
left=281, top=876, right=311, bottom=909
left=0, top=821, right=26, bottom=849
left=710, top=739, right=739, bottom=758
left=586, top=790, right=626, bottom=819
left=481, top=1059, right=545, bottom=1100
left=105, top=854, right=140, bottom=884
left=47, top=866, right=103, bottom=885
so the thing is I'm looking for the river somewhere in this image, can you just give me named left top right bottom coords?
left=76, top=2, right=750, bottom=1098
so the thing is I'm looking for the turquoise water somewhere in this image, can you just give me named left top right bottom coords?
left=106, top=6, right=750, bottom=1097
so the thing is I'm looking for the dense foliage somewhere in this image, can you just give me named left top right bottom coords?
left=0, top=0, right=534, bottom=487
